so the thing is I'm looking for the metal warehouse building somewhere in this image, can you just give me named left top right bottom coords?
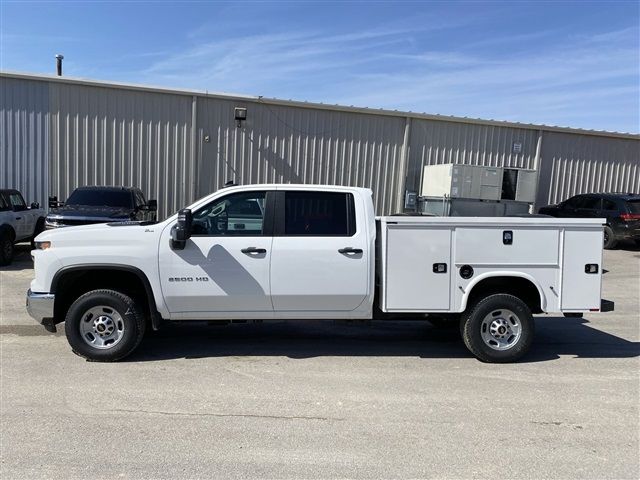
left=1, top=71, right=639, bottom=219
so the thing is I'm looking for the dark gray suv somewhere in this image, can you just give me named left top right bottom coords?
left=539, top=193, right=640, bottom=249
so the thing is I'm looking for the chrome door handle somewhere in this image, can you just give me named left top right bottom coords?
left=338, top=247, right=363, bottom=254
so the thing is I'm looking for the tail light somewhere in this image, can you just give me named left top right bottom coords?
left=620, top=213, right=640, bottom=221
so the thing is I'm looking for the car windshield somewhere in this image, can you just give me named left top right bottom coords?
left=626, top=200, right=640, bottom=214
left=66, top=189, right=133, bottom=208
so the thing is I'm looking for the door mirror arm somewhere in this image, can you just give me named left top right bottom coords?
left=170, top=208, right=192, bottom=250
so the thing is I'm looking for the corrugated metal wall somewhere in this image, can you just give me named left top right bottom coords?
left=49, top=83, right=194, bottom=219
left=537, top=132, right=640, bottom=206
left=197, top=98, right=407, bottom=214
left=1, top=73, right=639, bottom=220
left=405, top=119, right=540, bottom=195
left=0, top=77, right=49, bottom=208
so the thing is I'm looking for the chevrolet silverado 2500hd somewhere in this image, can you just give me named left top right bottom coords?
left=26, top=185, right=613, bottom=363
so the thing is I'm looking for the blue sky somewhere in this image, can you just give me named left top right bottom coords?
left=1, top=1, right=638, bottom=133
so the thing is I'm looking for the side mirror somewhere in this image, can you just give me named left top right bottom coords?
left=48, top=196, right=63, bottom=209
left=30, top=202, right=40, bottom=209
left=170, top=209, right=192, bottom=250
left=147, top=199, right=157, bottom=212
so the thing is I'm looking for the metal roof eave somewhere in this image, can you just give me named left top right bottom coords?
left=2, top=70, right=638, bottom=140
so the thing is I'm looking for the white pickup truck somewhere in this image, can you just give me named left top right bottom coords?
left=27, top=184, right=613, bottom=363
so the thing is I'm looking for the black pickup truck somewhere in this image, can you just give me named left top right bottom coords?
left=46, top=186, right=157, bottom=229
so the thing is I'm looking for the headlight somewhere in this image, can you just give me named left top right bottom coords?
left=45, top=218, right=61, bottom=228
left=34, top=241, right=52, bottom=250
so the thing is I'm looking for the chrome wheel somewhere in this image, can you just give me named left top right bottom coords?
left=79, top=305, right=125, bottom=349
left=480, top=309, right=522, bottom=351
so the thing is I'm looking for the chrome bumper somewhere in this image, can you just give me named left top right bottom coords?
left=26, top=289, right=55, bottom=323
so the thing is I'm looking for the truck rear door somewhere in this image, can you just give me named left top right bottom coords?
left=270, top=190, right=369, bottom=312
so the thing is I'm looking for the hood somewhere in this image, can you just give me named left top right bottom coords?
left=47, top=205, right=133, bottom=220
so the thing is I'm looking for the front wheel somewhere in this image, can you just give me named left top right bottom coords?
left=460, top=294, right=534, bottom=363
left=65, top=289, right=146, bottom=362
left=0, top=233, right=14, bottom=266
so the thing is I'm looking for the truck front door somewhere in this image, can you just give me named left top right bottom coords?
left=159, top=190, right=274, bottom=317
left=270, top=190, right=369, bottom=312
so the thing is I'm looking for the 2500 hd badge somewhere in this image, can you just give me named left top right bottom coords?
left=168, top=276, right=209, bottom=282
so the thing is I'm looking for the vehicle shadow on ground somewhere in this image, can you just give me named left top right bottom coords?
left=128, top=316, right=640, bottom=363
left=615, top=240, right=640, bottom=255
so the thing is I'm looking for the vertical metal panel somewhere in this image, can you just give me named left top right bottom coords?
left=405, top=118, right=539, bottom=195
left=49, top=83, right=194, bottom=219
left=538, top=132, right=640, bottom=206
left=196, top=98, right=407, bottom=215
left=0, top=77, right=49, bottom=208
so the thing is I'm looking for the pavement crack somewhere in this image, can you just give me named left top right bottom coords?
left=108, top=408, right=342, bottom=421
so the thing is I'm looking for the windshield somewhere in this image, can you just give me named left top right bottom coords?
left=626, top=200, right=640, bottom=214
left=66, top=189, right=133, bottom=208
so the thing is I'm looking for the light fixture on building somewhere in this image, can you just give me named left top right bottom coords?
left=234, top=107, right=247, bottom=128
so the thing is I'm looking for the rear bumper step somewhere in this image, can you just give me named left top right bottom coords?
left=601, top=299, right=615, bottom=312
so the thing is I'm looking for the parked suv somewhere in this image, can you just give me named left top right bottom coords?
left=539, top=193, right=640, bottom=249
left=0, top=189, right=46, bottom=265
left=46, top=186, right=157, bottom=229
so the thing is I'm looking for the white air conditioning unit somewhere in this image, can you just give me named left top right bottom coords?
left=420, top=164, right=537, bottom=203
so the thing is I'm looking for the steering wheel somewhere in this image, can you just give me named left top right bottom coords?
left=216, top=211, right=228, bottom=233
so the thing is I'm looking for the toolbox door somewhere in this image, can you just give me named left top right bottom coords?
left=385, top=226, right=451, bottom=311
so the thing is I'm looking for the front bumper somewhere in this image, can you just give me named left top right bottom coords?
left=26, top=289, right=55, bottom=324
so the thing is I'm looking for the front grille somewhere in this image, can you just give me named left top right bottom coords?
left=59, top=219, right=110, bottom=226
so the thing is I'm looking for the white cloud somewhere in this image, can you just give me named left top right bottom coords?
left=137, top=24, right=639, bottom=132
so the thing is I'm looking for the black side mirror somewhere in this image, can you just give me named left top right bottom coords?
left=147, top=199, right=157, bottom=212
left=170, top=209, right=192, bottom=250
left=30, top=202, right=40, bottom=209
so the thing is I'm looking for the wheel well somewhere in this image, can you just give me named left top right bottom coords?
left=466, top=276, right=542, bottom=314
left=52, top=267, right=159, bottom=328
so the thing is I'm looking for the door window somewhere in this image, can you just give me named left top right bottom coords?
left=8, top=192, right=26, bottom=211
left=134, top=191, right=146, bottom=207
left=192, top=191, right=266, bottom=236
left=0, top=194, right=9, bottom=212
left=576, top=196, right=601, bottom=210
left=283, top=191, right=355, bottom=236
left=602, top=199, right=617, bottom=211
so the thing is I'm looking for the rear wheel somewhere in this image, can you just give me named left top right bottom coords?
left=64, top=289, right=146, bottom=362
left=0, top=232, right=14, bottom=266
left=603, top=226, right=617, bottom=249
left=461, top=294, right=534, bottom=363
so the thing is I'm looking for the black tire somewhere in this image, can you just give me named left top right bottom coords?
left=460, top=294, right=534, bottom=363
left=30, top=217, right=46, bottom=249
left=603, top=226, right=617, bottom=250
left=0, top=232, right=14, bottom=266
left=64, top=289, right=146, bottom=362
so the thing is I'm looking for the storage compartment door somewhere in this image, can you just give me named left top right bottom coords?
left=561, top=229, right=603, bottom=310
left=385, top=227, right=451, bottom=311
